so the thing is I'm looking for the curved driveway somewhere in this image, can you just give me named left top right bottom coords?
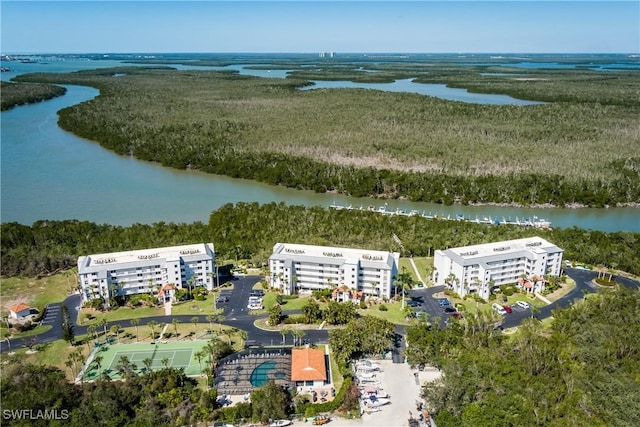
left=1, top=269, right=638, bottom=353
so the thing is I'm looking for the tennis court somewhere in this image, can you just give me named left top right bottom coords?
left=83, top=341, right=209, bottom=380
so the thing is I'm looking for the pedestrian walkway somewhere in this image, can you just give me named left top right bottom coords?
left=164, top=301, right=172, bottom=316
left=409, top=258, right=426, bottom=286
left=40, top=304, right=60, bottom=326
left=535, top=292, right=552, bottom=305
left=158, top=324, right=169, bottom=341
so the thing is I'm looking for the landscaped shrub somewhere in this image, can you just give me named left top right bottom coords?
left=84, top=298, right=103, bottom=310
left=282, top=315, right=306, bottom=324
left=378, top=304, right=388, bottom=311
left=472, top=294, right=486, bottom=304
left=595, top=277, right=616, bottom=287
left=500, top=284, right=516, bottom=296
left=488, top=293, right=497, bottom=301
left=444, top=290, right=460, bottom=299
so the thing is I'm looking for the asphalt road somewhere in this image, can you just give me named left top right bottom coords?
left=1, top=269, right=637, bottom=353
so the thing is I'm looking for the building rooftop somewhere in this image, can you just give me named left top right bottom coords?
left=442, top=237, right=562, bottom=263
left=78, top=243, right=214, bottom=273
left=291, top=347, right=327, bottom=382
left=270, top=243, right=398, bottom=269
left=9, top=303, right=31, bottom=313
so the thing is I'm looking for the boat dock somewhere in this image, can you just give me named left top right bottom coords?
left=329, top=204, right=552, bottom=229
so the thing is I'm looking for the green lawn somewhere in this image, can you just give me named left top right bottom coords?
left=544, top=278, right=577, bottom=302
left=262, top=292, right=319, bottom=312
left=0, top=324, right=52, bottom=340
left=1, top=270, right=76, bottom=314
left=398, top=257, right=434, bottom=287
left=358, top=301, right=411, bottom=325
left=2, top=338, right=92, bottom=381
left=79, top=306, right=163, bottom=326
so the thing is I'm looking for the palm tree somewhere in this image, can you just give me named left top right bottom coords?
left=280, top=326, right=292, bottom=345
left=172, top=318, right=180, bottom=337
left=116, top=355, right=136, bottom=379
left=93, top=354, right=103, bottom=376
left=237, top=329, right=248, bottom=348
left=110, top=324, right=122, bottom=344
left=87, top=324, right=98, bottom=340
left=148, top=320, right=158, bottom=341
left=186, top=276, right=197, bottom=299
left=142, top=357, right=153, bottom=373
left=130, top=318, right=140, bottom=342
left=206, top=314, right=215, bottom=334
left=194, top=350, right=205, bottom=374
left=161, top=357, right=170, bottom=369
left=396, top=266, right=414, bottom=309
left=191, top=316, right=199, bottom=335
left=219, top=328, right=232, bottom=345
left=291, top=328, right=305, bottom=346
left=99, top=318, right=108, bottom=337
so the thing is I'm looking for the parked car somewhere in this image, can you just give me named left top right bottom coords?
left=247, top=303, right=264, bottom=310
left=216, top=296, right=229, bottom=303
left=492, top=303, right=507, bottom=315
left=443, top=307, right=457, bottom=314
left=502, top=305, right=512, bottom=314
left=438, top=298, right=451, bottom=307
left=407, top=300, right=421, bottom=307
left=515, top=301, right=531, bottom=310
left=250, top=289, right=264, bottom=297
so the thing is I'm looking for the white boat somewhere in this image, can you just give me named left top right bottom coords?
left=363, top=396, right=391, bottom=408
left=357, top=378, right=381, bottom=385
left=269, top=420, right=292, bottom=427
left=357, top=371, right=377, bottom=379
left=355, top=364, right=379, bottom=372
left=356, top=360, right=381, bottom=369
left=360, top=386, right=389, bottom=399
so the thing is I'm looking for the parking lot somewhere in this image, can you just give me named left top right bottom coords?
left=289, top=359, right=432, bottom=427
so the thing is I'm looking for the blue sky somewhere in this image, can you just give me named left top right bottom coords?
left=1, top=1, right=638, bottom=54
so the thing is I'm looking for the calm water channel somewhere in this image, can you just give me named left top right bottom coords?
left=1, top=57, right=638, bottom=232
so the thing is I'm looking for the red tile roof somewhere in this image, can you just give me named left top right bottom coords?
left=157, top=284, right=176, bottom=297
left=291, top=347, right=327, bottom=382
left=9, top=303, right=30, bottom=314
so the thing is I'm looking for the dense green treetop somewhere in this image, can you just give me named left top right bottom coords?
left=0, top=81, right=66, bottom=111
left=13, top=63, right=640, bottom=206
left=2, top=203, right=639, bottom=278
left=410, top=286, right=640, bottom=427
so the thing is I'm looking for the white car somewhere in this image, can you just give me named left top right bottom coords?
left=492, top=303, right=507, bottom=315
left=247, top=303, right=264, bottom=310
left=515, top=301, right=531, bottom=310
left=269, top=420, right=292, bottom=427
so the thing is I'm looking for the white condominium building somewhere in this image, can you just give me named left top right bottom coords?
left=269, top=243, right=400, bottom=300
left=433, top=237, right=563, bottom=299
left=77, top=243, right=216, bottom=303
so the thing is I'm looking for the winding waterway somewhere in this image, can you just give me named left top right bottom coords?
left=1, top=57, right=638, bottom=232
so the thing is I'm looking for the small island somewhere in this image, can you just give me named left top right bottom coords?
left=0, top=81, right=66, bottom=111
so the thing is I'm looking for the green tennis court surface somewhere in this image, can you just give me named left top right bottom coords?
left=83, top=341, right=209, bottom=380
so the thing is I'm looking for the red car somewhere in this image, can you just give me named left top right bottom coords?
left=502, top=305, right=512, bottom=314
